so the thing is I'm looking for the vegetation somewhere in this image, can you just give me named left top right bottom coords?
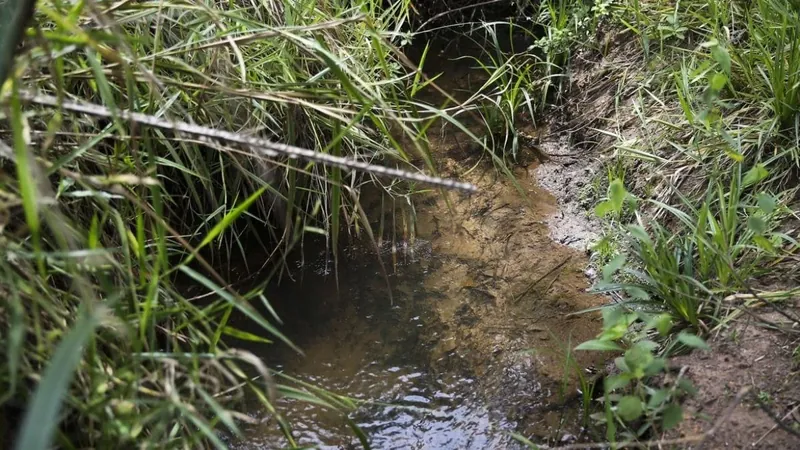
left=2, top=0, right=800, bottom=448
left=0, top=0, right=478, bottom=448
left=549, top=0, right=800, bottom=444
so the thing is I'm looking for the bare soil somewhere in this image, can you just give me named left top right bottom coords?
left=669, top=309, right=800, bottom=449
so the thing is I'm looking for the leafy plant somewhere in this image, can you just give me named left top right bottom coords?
left=576, top=307, right=706, bottom=441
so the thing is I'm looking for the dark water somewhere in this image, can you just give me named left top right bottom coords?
left=229, top=241, right=521, bottom=450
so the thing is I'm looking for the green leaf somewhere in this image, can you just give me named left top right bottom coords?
left=748, top=216, right=767, bottom=235
left=222, top=326, right=273, bottom=344
left=724, top=147, right=745, bottom=162
left=602, top=254, right=626, bottom=282
left=646, top=313, right=673, bottom=337
left=575, top=339, right=623, bottom=351
left=711, top=45, right=731, bottom=75
left=647, top=389, right=669, bottom=408
left=757, top=193, right=777, bottom=215
left=624, top=285, right=650, bottom=300
left=617, top=395, right=644, bottom=422
left=608, top=179, right=628, bottom=212
left=179, top=266, right=301, bottom=354
left=677, top=378, right=698, bottom=396
left=595, top=200, right=614, bottom=217
left=753, top=235, right=776, bottom=253
left=198, top=187, right=266, bottom=250
left=0, top=0, right=36, bottom=84
left=627, top=225, right=653, bottom=246
left=743, top=164, right=769, bottom=187
left=644, top=357, right=666, bottom=376
left=624, top=343, right=655, bottom=377
left=709, top=72, right=727, bottom=91
left=662, top=404, right=684, bottom=429
left=677, top=332, right=710, bottom=350
left=14, top=311, right=99, bottom=450
left=605, top=374, right=632, bottom=391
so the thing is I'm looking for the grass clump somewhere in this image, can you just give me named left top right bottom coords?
left=0, top=0, right=481, bottom=448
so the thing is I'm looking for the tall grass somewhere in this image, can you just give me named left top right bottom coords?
left=0, top=0, right=485, bottom=447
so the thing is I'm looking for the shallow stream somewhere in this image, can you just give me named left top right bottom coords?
left=228, top=31, right=606, bottom=449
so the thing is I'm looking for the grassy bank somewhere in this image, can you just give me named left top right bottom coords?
left=523, top=0, right=800, bottom=445
left=0, top=0, right=489, bottom=448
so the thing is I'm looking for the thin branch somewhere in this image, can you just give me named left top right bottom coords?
left=16, top=93, right=479, bottom=193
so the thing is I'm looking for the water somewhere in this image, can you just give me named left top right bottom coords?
left=231, top=241, right=521, bottom=449
left=226, top=34, right=607, bottom=447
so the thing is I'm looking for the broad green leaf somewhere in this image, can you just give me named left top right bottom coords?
left=605, top=374, right=632, bottom=392
left=757, top=193, right=777, bottom=215
left=575, top=339, right=623, bottom=351
left=748, top=216, right=767, bottom=235
left=624, top=343, right=654, bottom=378
left=644, top=357, right=666, bottom=376
left=743, top=164, right=769, bottom=187
left=711, top=45, right=731, bottom=75
left=594, top=200, right=614, bottom=217
left=709, top=72, right=727, bottom=91
left=677, top=378, right=698, bottom=396
left=617, top=395, right=643, bottom=422
left=647, top=389, right=669, bottom=408
left=15, top=311, right=99, bottom=450
left=646, top=313, right=673, bottom=337
left=608, top=179, right=628, bottom=212
left=662, top=404, right=684, bottom=429
left=677, top=332, right=710, bottom=350
left=602, top=254, right=626, bottom=282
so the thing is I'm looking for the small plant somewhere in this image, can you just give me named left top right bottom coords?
left=576, top=307, right=707, bottom=442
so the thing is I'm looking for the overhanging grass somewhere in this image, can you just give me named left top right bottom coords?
left=0, top=0, right=495, bottom=448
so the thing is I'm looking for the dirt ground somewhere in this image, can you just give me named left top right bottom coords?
left=667, top=309, right=800, bottom=449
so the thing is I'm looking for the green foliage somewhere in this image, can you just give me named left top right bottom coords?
left=467, top=23, right=541, bottom=162
left=0, top=0, right=484, bottom=448
left=576, top=307, right=705, bottom=442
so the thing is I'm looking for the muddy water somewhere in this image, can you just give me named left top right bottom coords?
left=232, top=242, right=515, bottom=449
left=231, top=32, right=605, bottom=449
left=230, top=159, right=605, bottom=449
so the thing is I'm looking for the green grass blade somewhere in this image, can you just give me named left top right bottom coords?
left=14, top=309, right=99, bottom=450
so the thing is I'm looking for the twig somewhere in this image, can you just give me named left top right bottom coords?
left=514, top=256, right=572, bottom=303
left=749, top=389, right=800, bottom=440
left=753, top=403, right=800, bottom=446
left=16, top=93, right=478, bottom=193
left=695, top=386, right=752, bottom=450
